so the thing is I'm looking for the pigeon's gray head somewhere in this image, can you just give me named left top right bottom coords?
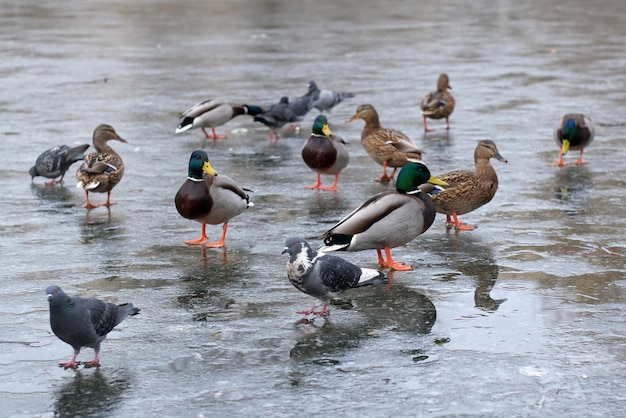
left=45, top=285, right=63, bottom=300
left=29, top=166, right=39, bottom=179
left=282, top=237, right=309, bottom=257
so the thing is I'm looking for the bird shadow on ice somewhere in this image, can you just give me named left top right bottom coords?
left=551, top=164, right=593, bottom=217
left=53, top=368, right=130, bottom=417
left=427, top=233, right=506, bottom=312
left=289, top=281, right=436, bottom=363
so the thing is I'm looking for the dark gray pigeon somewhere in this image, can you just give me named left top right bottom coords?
left=282, top=237, right=388, bottom=316
left=288, top=83, right=316, bottom=118
left=307, top=80, right=355, bottom=113
left=46, top=285, right=140, bottom=369
left=29, top=144, right=90, bottom=185
left=254, top=96, right=301, bottom=141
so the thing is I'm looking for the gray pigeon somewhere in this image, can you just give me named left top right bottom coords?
left=29, top=144, right=90, bottom=185
left=307, top=80, right=355, bottom=113
left=282, top=237, right=388, bottom=316
left=254, top=96, right=301, bottom=141
left=46, top=285, right=140, bottom=369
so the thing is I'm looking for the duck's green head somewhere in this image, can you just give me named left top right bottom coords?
left=396, top=161, right=448, bottom=193
left=188, top=150, right=217, bottom=179
left=312, top=115, right=332, bottom=137
left=244, top=105, right=264, bottom=116
left=560, top=118, right=577, bottom=155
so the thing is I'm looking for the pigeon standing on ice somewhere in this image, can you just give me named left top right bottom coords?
left=29, top=144, right=90, bottom=185
left=46, top=285, right=140, bottom=369
left=307, top=80, right=355, bottom=113
left=282, top=237, right=388, bottom=316
left=254, top=97, right=301, bottom=141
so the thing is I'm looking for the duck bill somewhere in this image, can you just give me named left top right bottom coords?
left=428, top=175, right=449, bottom=187
left=202, top=161, right=218, bottom=176
left=495, top=152, right=508, bottom=163
left=560, top=140, right=570, bottom=156
left=322, top=124, right=332, bottom=136
left=345, top=113, right=359, bottom=123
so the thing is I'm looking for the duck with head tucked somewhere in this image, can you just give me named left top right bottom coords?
left=319, top=160, right=448, bottom=271
left=76, top=124, right=127, bottom=209
left=175, top=99, right=264, bottom=140
left=420, top=73, right=455, bottom=132
left=420, top=140, right=507, bottom=231
left=175, top=150, right=253, bottom=248
left=301, top=115, right=350, bottom=191
left=552, top=114, right=595, bottom=166
left=347, top=104, right=424, bottom=182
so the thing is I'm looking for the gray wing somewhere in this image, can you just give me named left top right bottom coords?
left=314, top=254, right=362, bottom=291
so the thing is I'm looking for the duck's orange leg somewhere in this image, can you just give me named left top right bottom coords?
left=377, top=162, right=394, bottom=182
left=202, top=127, right=227, bottom=140
left=552, top=152, right=566, bottom=166
left=83, top=190, right=99, bottom=209
left=322, top=174, right=340, bottom=191
left=447, top=212, right=476, bottom=231
left=306, top=173, right=324, bottom=189
left=205, top=223, right=228, bottom=248
left=102, top=190, right=118, bottom=207
left=184, top=223, right=209, bottom=245
left=378, top=247, right=412, bottom=271
left=574, top=150, right=588, bottom=165
left=423, top=115, right=434, bottom=132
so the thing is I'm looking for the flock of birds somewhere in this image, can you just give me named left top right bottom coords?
left=31, top=75, right=595, bottom=368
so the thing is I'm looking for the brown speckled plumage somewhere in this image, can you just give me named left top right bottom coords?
left=420, top=73, right=455, bottom=132
left=76, top=124, right=127, bottom=209
left=347, top=104, right=423, bottom=182
left=421, top=140, right=506, bottom=230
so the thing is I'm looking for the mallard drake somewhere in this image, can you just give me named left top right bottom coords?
left=420, top=140, right=507, bottom=231
left=319, top=161, right=448, bottom=271
left=301, top=115, right=350, bottom=191
left=553, top=114, right=595, bottom=166
left=253, top=96, right=301, bottom=141
left=175, top=99, right=264, bottom=140
left=346, top=104, right=424, bottom=182
left=30, top=143, right=89, bottom=185
left=307, top=80, right=355, bottom=113
left=175, top=150, right=253, bottom=248
left=76, top=125, right=127, bottom=209
left=420, top=73, right=455, bottom=132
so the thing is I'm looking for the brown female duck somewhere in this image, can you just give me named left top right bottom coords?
left=76, top=124, right=127, bottom=209
left=421, top=140, right=507, bottom=230
left=420, top=73, right=455, bottom=132
left=347, top=104, right=423, bottom=182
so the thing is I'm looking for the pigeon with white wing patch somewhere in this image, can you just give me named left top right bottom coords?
left=282, top=237, right=387, bottom=316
